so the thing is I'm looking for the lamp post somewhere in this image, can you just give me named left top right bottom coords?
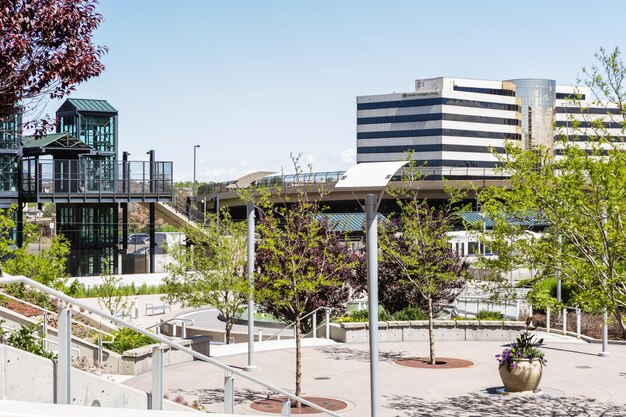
left=193, top=144, right=200, bottom=195
left=334, top=161, right=408, bottom=417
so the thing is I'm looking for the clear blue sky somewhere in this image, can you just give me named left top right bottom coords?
left=40, top=0, right=626, bottom=182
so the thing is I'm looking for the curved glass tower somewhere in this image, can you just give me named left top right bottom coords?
left=508, top=79, right=556, bottom=149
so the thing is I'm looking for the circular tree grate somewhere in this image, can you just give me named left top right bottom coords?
left=395, top=357, right=474, bottom=369
left=250, top=396, right=348, bottom=415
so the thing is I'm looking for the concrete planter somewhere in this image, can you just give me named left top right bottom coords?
left=498, top=359, right=543, bottom=392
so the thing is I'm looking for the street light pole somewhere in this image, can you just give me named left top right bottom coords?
left=365, top=194, right=380, bottom=417
left=245, top=201, right=257, bottom=371
left=193, top=144, right=200, bottom=195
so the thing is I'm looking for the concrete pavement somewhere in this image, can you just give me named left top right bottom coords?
left=123, top=337, right=626, bottom=416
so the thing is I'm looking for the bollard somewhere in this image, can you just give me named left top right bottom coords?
left=134, top=297, right=139, bottom=319
left=562, top=308, right=567, bottom=335
left=258, top=329, right=263, bottom=342
left=547, top=307, right=551, bottom=333
left=312, top=313, right=317, bottom=338
left=182, top=321, right=187, bottom=339
left=576, top=308, right=581, bottom=339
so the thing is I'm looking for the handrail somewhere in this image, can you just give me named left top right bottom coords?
left=265, top=306, right=332, bottom=341
left=0, top=275, right=341, bottom=417
left=144, top=317, right=194, bottom=331
left=0, top=290, right=115, bottom=340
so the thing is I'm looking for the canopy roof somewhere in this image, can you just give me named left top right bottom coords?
left=334, top=161, right=409, bottom=189
left=22, top=133, right=92, bottom=156
left=57, top=98, right=118, bottom=114
left=226, top=171, right=277, bottom=189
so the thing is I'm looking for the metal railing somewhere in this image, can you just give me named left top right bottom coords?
left=20, top=159, right=173, bottom=200
left=0, top=275, right=340, bottom=416
left=265, top=307, right=332, bottom=341
left=536, top=305, right=583, bottom=339
left=207, top=167, right=511, bottom=195
left=0, top=290, right=115, bottom=365
left=145, top=317, right=194, bottom=339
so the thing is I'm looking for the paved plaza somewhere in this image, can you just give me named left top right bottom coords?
left=123, top=335, right=626, bottom=416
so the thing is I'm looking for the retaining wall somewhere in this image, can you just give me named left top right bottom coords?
left=329, top=320, right=528, bottom=343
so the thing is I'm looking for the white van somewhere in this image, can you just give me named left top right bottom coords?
left=154, top=232, right=186, bottom=254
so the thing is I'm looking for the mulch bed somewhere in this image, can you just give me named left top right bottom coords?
left=250, top=396, right=347, bottom=414
left=2, top=299, right=43, bottom=317
left=395, top=357, right=474, bottom=369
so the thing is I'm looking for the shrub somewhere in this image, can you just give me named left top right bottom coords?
left=335, top=308, right=393, bottom=323
left=393, top=306, right=427, bottom=321
left=476, top=310, right=505, bottom=320
left=0, top=321, right=56, bottom=359
left=106, top=328, right=155, bottom=354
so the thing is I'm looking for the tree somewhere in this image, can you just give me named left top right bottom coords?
left=162, top=211, right=248, bottom=343
left=97, top=262, right=129, bottom=317
left=478, top=47, right=626, bottom=338
left=246, top=155, right=356, bottom=404
left=378, top=165, right=467, bottom=365
left=0, top=0, right=106, bottom=129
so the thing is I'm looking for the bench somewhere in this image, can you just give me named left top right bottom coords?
left=145, top=303, right=171, bottom=316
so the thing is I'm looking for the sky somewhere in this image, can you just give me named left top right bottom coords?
left=39, top=0, right=626, bottom=182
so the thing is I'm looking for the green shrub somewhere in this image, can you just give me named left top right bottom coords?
left=476, top=310, right=505, bottom=320
left=106, top=328, right=155, bottom=354
left=393, top=306, right=427, bottom=321
left=0, top=321, right=56, bottom=359
left=335, top=308, right=393, bottom=323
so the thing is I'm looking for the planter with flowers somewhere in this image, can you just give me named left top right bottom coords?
left=496, top=328, right=547, bottom=392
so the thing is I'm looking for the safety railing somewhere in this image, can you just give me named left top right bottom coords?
left=0, top=275, right=340, bottom=416
left=536, top=305, right=583, bottom=339
left=145, top=317, right=194, bottom=339
left=0, top=289, right=115, bottom=365
left=20, top=160, right=173, bottom=201
left=454, top=295, right=530, bottom=321
left=265, top=307, right=332, bottom=341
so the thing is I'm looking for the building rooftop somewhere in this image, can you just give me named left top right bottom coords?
left=61, top=98, right=118, bottom=114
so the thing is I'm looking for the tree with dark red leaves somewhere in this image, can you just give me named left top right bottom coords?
left=245, top=155, right=357, bottom=405
left=0, top=0, right=106, bottom=129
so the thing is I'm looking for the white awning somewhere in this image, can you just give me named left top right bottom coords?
left=334, top=161, right=408, bottom=189
left=226, top=171, right=277, bottom=189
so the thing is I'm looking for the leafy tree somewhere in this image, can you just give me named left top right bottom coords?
left=478, top=47, right=626, bottom=338
left=0, top=0, right=106, bottom=129
left=245, top=155, right=356, bottom=403
left=162, top=210, right=248, bottom=343
left=96, top=262, right=130, bottom=317
left=378, top=166, right=467, bottom=365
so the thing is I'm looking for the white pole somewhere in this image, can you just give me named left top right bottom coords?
left=57, top=307, right=72, bottom=405
left=151, top=347, right=164, bottom=410
left=365, top=194, right=380, bottom=417
left=599, top=309, right=611, bottom=357
left=246, top=201, right=257, bottom=371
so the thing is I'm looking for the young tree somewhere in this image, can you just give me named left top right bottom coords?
left=0, top=0, right=106, bottom=128
left=97, top=263, right=129, bottom=317
left=162, top=211, right=248, bottom=343
left=479, top=47, right=626, bottom=338
left=379, top=171, right=467, bottom=365
left=245, top=156, right=356, bottom=404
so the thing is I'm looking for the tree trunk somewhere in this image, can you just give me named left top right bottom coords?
left=295, top=314, right=302, bottom=408
left=225, top=318, right=232, bottom=344
left=613, top=308, right=626, bottom=340
left=428, top=295, right=436, bottom=365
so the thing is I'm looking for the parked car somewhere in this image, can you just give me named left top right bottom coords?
left=127, top=234, right=150, bottom=244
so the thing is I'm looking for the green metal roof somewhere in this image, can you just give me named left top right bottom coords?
left=65, top=98, right=117, bottom=113
left=316, top=212, right=387, bottom=232
left=22, top=133, right=91, bottom=150
left=460, top=211, right=549, bottom=228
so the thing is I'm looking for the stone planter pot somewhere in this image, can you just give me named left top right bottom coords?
left=498, top=359, right=543, bottom=392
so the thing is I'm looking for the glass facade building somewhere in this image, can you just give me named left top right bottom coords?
left=508, top=79, right=556, bottom=149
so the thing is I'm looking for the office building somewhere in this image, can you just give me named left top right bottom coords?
left=356, top=77, right=623, bottom=177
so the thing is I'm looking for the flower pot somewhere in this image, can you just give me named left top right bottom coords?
left=498, top=359, right=543, bottom=392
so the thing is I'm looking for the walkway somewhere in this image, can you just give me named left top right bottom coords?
left=123, top=337, right=626, bottom=416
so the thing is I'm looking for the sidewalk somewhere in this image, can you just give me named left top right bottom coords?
left=123, top=337, right=626, bottom=416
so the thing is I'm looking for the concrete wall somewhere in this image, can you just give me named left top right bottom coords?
left=329, top=320, right=527, bottom=343
left=0, top=345, right=199, bottom=412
